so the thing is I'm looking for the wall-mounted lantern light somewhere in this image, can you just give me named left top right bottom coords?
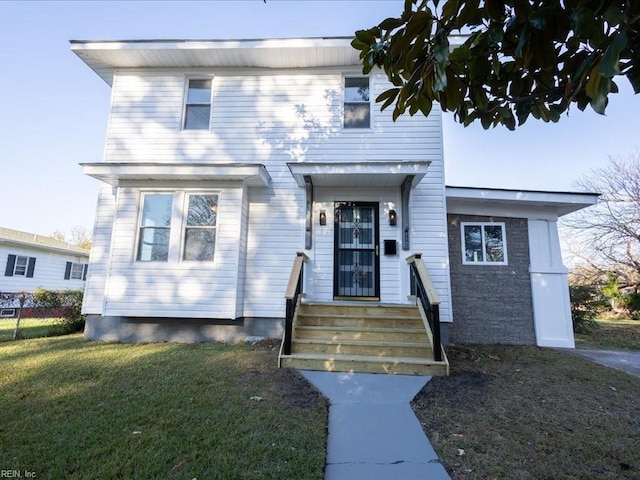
left=319, top=210, right=327, bottom=226
left=389, top=209, right=397, bottom=226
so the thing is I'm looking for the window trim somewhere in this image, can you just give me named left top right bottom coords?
left=65, top=262, right=87, bottom=280
left=133, top=190, right=221, bottom=264
left=181, top=192, right=219, bottom=262
left=182, top=77, right=213, bottom=131
left=343, top=75, right=372, bottom=130
left=135, top=192, right=175, bottom=263
left=0, top=308, right=16, bottom=318
left=460, top=222, right=508, bottom=266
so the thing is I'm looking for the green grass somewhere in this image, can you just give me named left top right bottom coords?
left=575, top=316, right=640, bottom=351
left=413, top=345, right=640, bottom=480
left=0, top=336, right=327, bottom=479
left=0, top=317, right=59, bottom=341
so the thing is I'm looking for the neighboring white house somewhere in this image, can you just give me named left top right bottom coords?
left=71, top=37, right=597, bottom=350
left=0, top=227, right=90, bottom=315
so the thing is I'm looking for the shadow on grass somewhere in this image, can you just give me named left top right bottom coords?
left=0, top=337, right=327, bottom=479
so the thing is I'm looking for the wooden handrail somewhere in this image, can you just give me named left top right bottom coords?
left=406, top=253, right=443, bottom=362
left=282, top=252, right=308, bottom=356
left=285, top=252, right=309, bottom=300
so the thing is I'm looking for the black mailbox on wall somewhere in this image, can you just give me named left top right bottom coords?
left=384, top=239, right=397, bottom=256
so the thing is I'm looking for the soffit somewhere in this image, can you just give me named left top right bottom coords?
left=82, top=162, right=271, bottom=187
left=287, top=161, right=431, bottom=188
left=445, top=186, right=599, bottom=216
left=70, top=37, right=362, bottom=85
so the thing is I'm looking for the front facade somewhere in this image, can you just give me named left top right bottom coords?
left=73, top=38, right=597, bottom=349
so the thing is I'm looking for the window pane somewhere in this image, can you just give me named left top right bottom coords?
left=344, top=104, right=370, bottom=128
left=187, top=195, right=218, bottom=226
left=70, top=263, right=84, bottom=280
left=141, top=195, right=172, bottom=227
left=484, top=225, right=505, bottom=262
left=185, top=105, right=211, bottom=130
left=187, top=79, right=212, bottom=103
left=184, top=229, right=216, bottom=261
left=137, top=228, right=170, bottom=261
left=14, top=256, right=27, bottom=276
left=345, top=78, right=370, bottom=102
left=464, top=225, right=483, bottom=262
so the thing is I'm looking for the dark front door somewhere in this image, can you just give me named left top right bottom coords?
left=334, top=202, right=380, bottom=300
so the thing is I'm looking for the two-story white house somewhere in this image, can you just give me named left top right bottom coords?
left=1, top=227, right=89, bottom=316
left=72, top=37, right=597, bottom=374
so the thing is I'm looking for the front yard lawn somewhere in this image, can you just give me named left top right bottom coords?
left=575, top=316, right=640, bottom=351
left=413, top=345, right=640, bottom=479
left=0, top=336, right=327, bottom=479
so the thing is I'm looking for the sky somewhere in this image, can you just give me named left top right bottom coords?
left=1, top=0, right=638, bottom=239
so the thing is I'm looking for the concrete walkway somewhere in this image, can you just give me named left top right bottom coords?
left=301, top=371, right=450, bottom=480
left=566, top=349, right=640, bottom=378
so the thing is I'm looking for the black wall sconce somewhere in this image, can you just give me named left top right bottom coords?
left=319, top=210, right=327, bottom=226
left=388, top=209, right=397, bottom=226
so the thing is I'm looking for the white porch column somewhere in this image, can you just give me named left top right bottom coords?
left=528, top=219, right=575, bottom=348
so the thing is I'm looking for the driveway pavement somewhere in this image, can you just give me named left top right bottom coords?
left=301, top=371, right=450, bottom=480
left=567, top=349, right=640, bottom=378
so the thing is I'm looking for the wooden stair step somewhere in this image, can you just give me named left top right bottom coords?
left=291, top=338, right=433, bottom=357
left=294, top=325, right=428, bottom=342
left=280, top=353, right=449, bottom=376
left=296, top=314, right=423, bottom=328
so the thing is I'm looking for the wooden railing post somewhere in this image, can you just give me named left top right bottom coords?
left=406, top=254, right=443, bottom=362
left=283, top=252, right=308, bottom=357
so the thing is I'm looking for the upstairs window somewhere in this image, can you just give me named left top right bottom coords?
left=344, top=77, right=370, bottom=129
left=183, top=194, right=218, bottom=261
left=184, top=79, right=212, bottom=130
left=137, top=194, right=173, bottom=262
left=461, top=223, right=508, bottom=265
left=4, top=255, right=36, bottom=277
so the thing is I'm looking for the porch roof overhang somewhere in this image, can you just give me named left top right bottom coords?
left=287, top=161, right=431, bottom=188
left=81, top=162, right=271, bottom=187
left=446, top=186, right=599, bottom=216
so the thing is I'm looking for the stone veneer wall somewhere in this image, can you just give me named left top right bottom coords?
left=447, top=214, right=536, bottom=345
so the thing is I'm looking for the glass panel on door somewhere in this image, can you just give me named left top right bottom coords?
left=335, top=203, right=378, bottom=298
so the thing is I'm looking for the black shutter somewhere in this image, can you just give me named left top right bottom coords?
left=26, top=257, right=36, bottom=278
left=5, top=255, right=16, bottom=277
left=82, top=264, right=88, bottom=281
left=64, top=262, right=72, bottom=280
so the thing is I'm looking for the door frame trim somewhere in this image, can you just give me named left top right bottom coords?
left=332, top=201, right=380, bottom=301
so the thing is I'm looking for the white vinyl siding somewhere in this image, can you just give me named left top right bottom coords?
left=0, top=246, right=88, bottom=293
left=90, top=68, right=451, bottom=321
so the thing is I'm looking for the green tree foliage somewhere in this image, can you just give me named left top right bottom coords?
left=352, top=0, right=640, bottom=129
left=32, top=288, right=85, bottom=334
left=569, top=284, right=603, bottom=333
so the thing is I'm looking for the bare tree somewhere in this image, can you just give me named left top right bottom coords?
left=52, top=226, right=92, bottom=250
left=564, top=152, right=640, bottom=293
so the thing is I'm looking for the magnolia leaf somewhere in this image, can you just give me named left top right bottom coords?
left=355, top=29, right=377, bottom=45
left=599, top=31, right=628, bottom=78
left=376, top=88, right=401, bottom=111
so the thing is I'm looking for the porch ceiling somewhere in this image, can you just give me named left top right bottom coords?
left=287, top=161, right=431, bottom=188
left=81, top=162, right=271, bottom=187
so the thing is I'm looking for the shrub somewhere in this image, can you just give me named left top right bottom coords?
left=32, top=288, right=85, bottom=335
left=620, top=293, right=640, bottom=320
left=569, top=284, right=603, bottom=333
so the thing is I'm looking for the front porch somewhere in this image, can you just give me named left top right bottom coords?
left=278, top=253, right=449, bottom=376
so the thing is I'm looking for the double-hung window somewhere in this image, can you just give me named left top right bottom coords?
left=64, top=262, right=87, bottom=280
left=135, top=192, right=218, bottom=263
left=4, top=254, right=36, bottom=277
left=137, top=194, right=173, bottom=261
left=461, top=223, right=507, bottom=265
left=344, top=77, right=370, bottom=129
left=183, top=194, right=218, bottom=261
left=183, top=79, right=212, bottom=130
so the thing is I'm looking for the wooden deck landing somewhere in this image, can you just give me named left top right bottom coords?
left=279, top=303, right=449, bottom=376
